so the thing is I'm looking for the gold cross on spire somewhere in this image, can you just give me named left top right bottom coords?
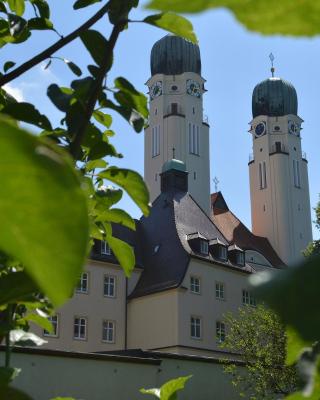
left=269, top=53, right=275, bottom=77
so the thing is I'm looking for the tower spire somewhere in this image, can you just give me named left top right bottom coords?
left=269, top=53, right=275, bottom=77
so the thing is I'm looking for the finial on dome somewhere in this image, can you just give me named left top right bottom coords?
left=172, top=147, right=175, bottom=159
left=269, top=53, right=275, bottom=77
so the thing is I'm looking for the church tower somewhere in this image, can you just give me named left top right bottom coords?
left=144, top=35, right=211, bottom=214
left=249, top=66, right=312, bottom=265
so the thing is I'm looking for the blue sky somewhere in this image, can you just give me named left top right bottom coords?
left=3, top=1, right=320, bottom=239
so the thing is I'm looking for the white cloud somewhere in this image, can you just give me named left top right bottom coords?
left=3, top=83, right=24, bottom=102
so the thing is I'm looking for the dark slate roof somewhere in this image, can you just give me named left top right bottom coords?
left=211, top=192, right=284, bottom=268
left=151, top=35, right=201, bottom=76
left=252, top=77, right=298, bottom=118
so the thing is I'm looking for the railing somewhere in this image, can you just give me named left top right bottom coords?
left=249, top=153, right=254, bottom=162
left=203, top=115, right=209, bottom=124
left=302, top=151, right=307, bottom=160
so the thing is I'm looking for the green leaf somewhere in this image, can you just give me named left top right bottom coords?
left=93, top=110, right=112, bottom=128
left=99, top=167, right=150, bottom=216
left=114, top=77, right=148, bottom=119
left=80, top=29, right=109, bottom=67
left=0, top=272, right=38, bottom=306
left=141, top=376, right=192, bottom=400
left=85, top=159, right=107, bottom=171
left=28, top=17, right=53, bottom=30
left=10, top=329, right=47, bottom=346
left=0, top=120, right=89, bottom=306
left=82, top=123, right=120, bottom=160
left=146, top=0, right=320, bottom=36
left=47, top=84, right=72, bottom=112
left=144, top=13, right=197, bottom=43
left=64, top=59, right=82, bottom=77
left=31, top=0, right=50, bottom=18
left=0, top=386, right=33, bottom=400
left=0, top=367, right=20, bottom=388
left=251, top=255, right=320, bottom=341
left=7, top=0, right=25, bottom=16
left=107, top=234, right=135, bottom=277
left=8, top=14, right=27, bottom=37
left=286, top=326, right=311, bottom=365
left=96, top=208, right=135, bottom=230
left=73, top=0, right=101, bottom=9
left=102, top=98, right=145, bottom=132
left=2, top=102, right=52, bottom=130
left=3, top=61, right=15, bottom=73
left=24, top=313, right=53, bottom=333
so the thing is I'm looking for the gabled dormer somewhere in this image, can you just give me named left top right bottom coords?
left=187, top=233, right=209, bottom=256
left=228, top=244, right=245, bottom=266
left=209, top=238, right=228, bottom=261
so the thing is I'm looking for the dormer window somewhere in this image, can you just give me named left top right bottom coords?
left=101, top=241, right=111, bottom=255
left=218, top=245, right=227, bottom=260
left=236, top=251, right=245, bottom=266
left=228, top=244, right=245, bottom=266
left=200, top=240, right=208, bottom=255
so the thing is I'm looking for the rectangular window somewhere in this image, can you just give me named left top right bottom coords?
left=76, top=272, right=88, bottom=293
left=102, top=320, right=115, bottom=343
left=104, top=275, right=116, bottom=297
left=152, top=125, right=160, bottom=157
left=236, top=252, right=245, bottom=265
left=242, top=290, right=256, bottom=306
left=259, top=162, right=267, bottom=189
left=189, top=123, right=200, bottom=155
left=101, top=241, right=111, bottom=255
left=215, top=282, right=225, bottom=300
left=190, top=316, right=201, bottom=339
left=293, top=160, right=301, bottom=188
left=216, top=321, right=226, bottom=343
left=218, top=246, right=227, bottom=260
left=200, top=240, right=208, bottom=255
left=171, top=103, right=178, bottom=114
left=190, top=276, right=201, bottom=294
left=43, top=315, right=58, bottom=337
left=74, top=317, right=87, bottom=340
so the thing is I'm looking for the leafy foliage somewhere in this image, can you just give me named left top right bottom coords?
left=220, top=305, right=298, bottom=399
left=146, top=0, right=320, bottom=36
left=141, top=375, right=192, bottom=400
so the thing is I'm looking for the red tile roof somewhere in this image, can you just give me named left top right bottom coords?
left=211, top=192, right=284, bottom=268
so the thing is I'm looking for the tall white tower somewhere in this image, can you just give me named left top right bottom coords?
left=249, top=67, right=312, bottom=265
left=144, top=35, right=210, bottom=214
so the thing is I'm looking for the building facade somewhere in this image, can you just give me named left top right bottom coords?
left=32, top=35, right=312, bottom=357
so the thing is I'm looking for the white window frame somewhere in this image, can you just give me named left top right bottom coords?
left=73, top=317, right=87, bottom=340
left=190, top=316, right=202, bottom=339
left=200, top=240, right=208, bottom=255
left=102, top=320, right=115, bottom=343
left=152, top=125, right=160, bottom=157
left=236, top=252, right=245, bottom=266
left=43, top=315, right=59, bottom=337
left=101, top=241, right=111, bottom=255
left=218, top=245, right=227, bottom=261
left=190, top=276, right=201, bottom=294
left=216, top=321, right=226, bottom=343
left=242, top=289, right=256, bottom=307
left=104, top=275, right=116, bottom=298
left=76, top=272, right=89, bottom=294
left=215, top=282, right=225, bottom=300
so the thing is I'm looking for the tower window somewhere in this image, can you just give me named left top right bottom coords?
left=189, top=123, right=200, bottom=155
left=192, top=107, right=195, bottom=114
left=155, top=173, right=158, bottom=181
left=259, top=161, right=267, bottom=189
left=194, top=171, right=197, bottom=180
left=155, top=108, right=157, bottom=115
left=293, top=160, right=301, bottom=188
left=152, top=125, right=160, bottom=157
left=171, top=103, right=178, bottom=114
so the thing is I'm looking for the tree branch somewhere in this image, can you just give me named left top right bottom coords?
left=0, top=2, right=110, bottom=87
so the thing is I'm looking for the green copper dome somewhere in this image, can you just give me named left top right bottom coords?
left=162, top=159, right=187, bottom=173
left=252, top=77, right=298, bottom=118
left=151, top=35, right=201, bottom=76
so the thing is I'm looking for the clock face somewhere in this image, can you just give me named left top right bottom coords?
left=186, top=79, right=201, bottom=98
left=288, top=120, right=299, bottom=135
left=254, top=121, right=266, bottom=137
left=150, top=81, right=162, bottom=100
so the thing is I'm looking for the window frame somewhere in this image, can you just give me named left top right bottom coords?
left=218, top=245, right=228, bottom=261
left=190, top=275, right=201, bottom=294
left=43, top=314, right=59, bottom=338
left=190, top=316, right=202, bottom=340
left=215, top=282, right=225, bottom=300
left=101, top=241, right=111, bottom=255
left=200, top=240, right=209, bottom=255
left=236, top=251, right=245, bottom=266
left=242, top=289, right=256, bottom=307
left=73, top=316, right=87, bottom=341
left=102, top=320, right=116, bottom=343
left=76, top=272, right=89, bottom=294
left=216, top=321, right=226, bottom=343
left=103, top=274, right=116, bottom=298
